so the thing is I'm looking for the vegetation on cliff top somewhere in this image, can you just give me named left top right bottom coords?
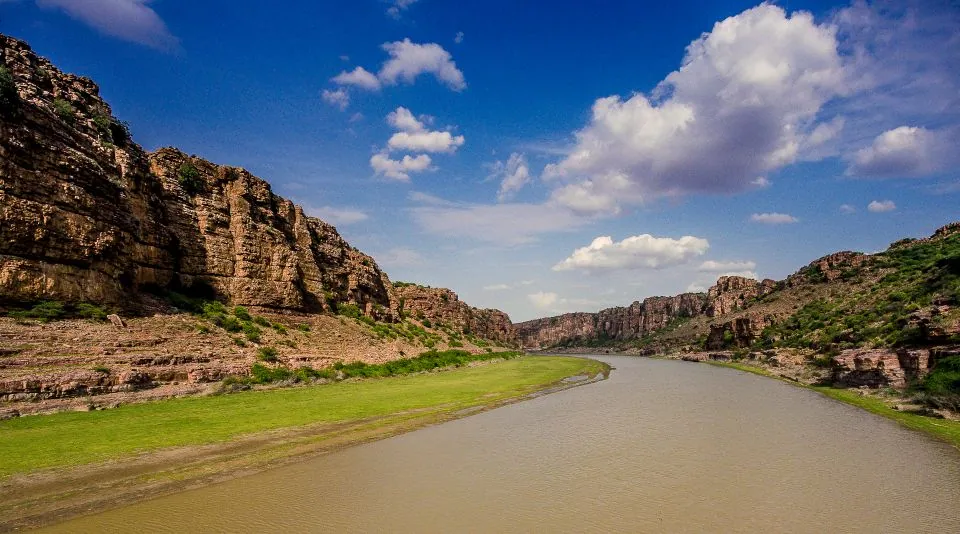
left=0, top=356, right=605, bottom=476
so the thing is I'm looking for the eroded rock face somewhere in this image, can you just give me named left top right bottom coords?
left=516, top=293, right=708, bottom=349
left=393, top=285, right=517, bottom=345
left=830, top=348, right=945, bottom=388
left=0, top=34, right=402, bottom=322
left=786, top=251, right=867, bottom=286
left=705, top=313, right=774, bottom=350
left=707, top=276, right=776, bottom=317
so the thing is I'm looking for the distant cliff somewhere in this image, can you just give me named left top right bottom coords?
left=394, top=284, right=517, bottom=345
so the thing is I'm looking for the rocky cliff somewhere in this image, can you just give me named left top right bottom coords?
left=0, top=34, right=514, bottom=337
left=394, top=284, right=517, bottom=345
left=516, top=292, right=710, bottom=349
left=0, top=35, right=400, bottom=319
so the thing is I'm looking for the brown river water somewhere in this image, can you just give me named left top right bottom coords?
left=42, top=356, right=960, bottom=533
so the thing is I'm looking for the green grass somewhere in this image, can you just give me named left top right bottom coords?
left=0, top=356, right=605, bottom=477
left=705, top=360, right=960, bottom=450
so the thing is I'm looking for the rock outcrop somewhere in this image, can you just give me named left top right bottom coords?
left=393, top=284, right=517, bottom=345
left=516, top=293, right=708, bottom=349
left=706, top=276, right=776, bottom=316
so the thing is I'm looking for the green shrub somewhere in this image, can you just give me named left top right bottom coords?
left=109, top=119, right=131, bottom=146
left=296, top=323, right=311, bottom=332
left=233, top=337, right=247, bottom=347
left=52, top=98, right=74, bottom=122
left=8, top=301, right=67, bottom=323
left=233, top=306, right=251, bottom=321
left=222, top=316, right=243, bottom=333
left=250, top=363, right=293, bottom=384
left=253, top=316, right=270, bottom=327
left=449, top=340, right=464, bottom=348
left=92, top=365, right=110, bottom=374
left=422, top=319, right=432, bottom=328
left=337, top=303, right=363, bottom=320
left=256, top=346, right=278, bottom=362
left=272, top=323, right=288, bottom=335
left=202, top=300, right=227, bottom=317
left=76, top=303, right=108, bottom=322
left=243, top=322, right=261, bottom=342
left=196, top=324, right=211, bottom=334
left=0, top=65, right=19, bottom=119
left=178, top=162, right=203, bottom=194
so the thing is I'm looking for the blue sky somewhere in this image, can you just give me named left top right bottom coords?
left=2, top=0, right=958, bottom=321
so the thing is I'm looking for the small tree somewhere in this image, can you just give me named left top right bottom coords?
left=178, top=161, right=203, bottom=194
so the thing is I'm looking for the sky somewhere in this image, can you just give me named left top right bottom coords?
left=2, top=0, right=958, bottom=322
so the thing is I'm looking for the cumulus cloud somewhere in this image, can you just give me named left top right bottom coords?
left=304, top=205, right=368, bottom=226
left=370, top=152, right=432, bottom=182
left=839, top=203, right=857, bottom=214
left=542, top=4, right=845, bottom=213
left=379, top=39, right=466, bottom=91
left=386, top=106, right=427, bottom=132
left=699, top=260, right=756, bottom=272
left=528, top=291, right=559, bottom=309
left=388, top=130, right=465, bottom=153
left=867, top=200, right=896, bottom=213
left=750, top=212, right=799, bottom=224
left=847, top=126, right=949, bottom=177
left=38, top=0, right=178, bottom=50
left=332, top=66, right=381, bottom=91
left=553, top=234, right=709, bottom=272
left=751, top=176, right=771, bottom=188
left=321, top=88, right=350, bottom=110
left=492, top=153, right=532, bottom=201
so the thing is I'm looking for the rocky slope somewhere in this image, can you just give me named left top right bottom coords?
left=0, top=34, right=518, bottom=414
left=393, top=284, right=516, bottom=345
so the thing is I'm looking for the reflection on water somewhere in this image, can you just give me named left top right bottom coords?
left=44, top=356, right=960, bottom=533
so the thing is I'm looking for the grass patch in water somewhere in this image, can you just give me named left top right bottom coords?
left=0, top=356, right=606, bottom=477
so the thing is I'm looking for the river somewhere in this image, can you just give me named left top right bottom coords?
left=42, top=356, right=960, bottom=533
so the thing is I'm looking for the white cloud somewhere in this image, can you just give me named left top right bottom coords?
left=867, top=199, right=896, bottom=213
left=349, top=112, right=364, bottom=123
left=553, top=234, right=709, bottom=272
left=542, top=4, right=845, bottom=213
left=686, top=282, right=708, bottom=293
left=303, top=205, right=368, bottom=226
left=38, top=0, right=177, bottom=50
left=388, top=130, right=465, bottom=153
left=386, top=0, right=418, bottom=19
left=408, top=191, right=457, bottom=206
left=379, top=39, right=466, bottom=91
left=528, top=291, right=559, bottom=309
left=839, top=203, right=857, bottom=214
left=454, top=31, right=464, bottom=44
left=321, top=88, right=350, bottom=110
left=332, top=66, right=381, bottom=91
left=382, top=107, right=465, bottom=153
left=370, top=152, right=432, bottom=182
left=386, top=106, right=426, bottom=132
left=375, top=247, right=424, bottom=267
left=411, top=202, right=588, bottom=245
left=699, top=260, right=756, bottom=272
left=492, top=153, right=532, bottom=201
left=751, top=176, right=771, bottom=188
left=750, top=212, right=799, bottom=224
left=847, top=126, right=949, bottom=177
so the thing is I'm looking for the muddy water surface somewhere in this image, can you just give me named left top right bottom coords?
left=43, top=356, right=960, bottom=533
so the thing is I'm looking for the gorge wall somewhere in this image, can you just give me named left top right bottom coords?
left=0, top=34, right=511, bottom=336
left=516, top=279, right=776, bottom=349
left=394, top=285, right=517, bottom=345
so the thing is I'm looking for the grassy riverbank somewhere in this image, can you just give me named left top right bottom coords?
left=704, top=361, right=960, bottom=449
left=0, top=356, right=606, bottom=477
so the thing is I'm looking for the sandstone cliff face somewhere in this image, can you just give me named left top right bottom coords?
left=393, top=285, right=517, bottom=345
left=0, top=34, right=401, bottom=319
left=516, top=293, right=708, bottom=349
left=706, top=276, right=776, bottom=316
